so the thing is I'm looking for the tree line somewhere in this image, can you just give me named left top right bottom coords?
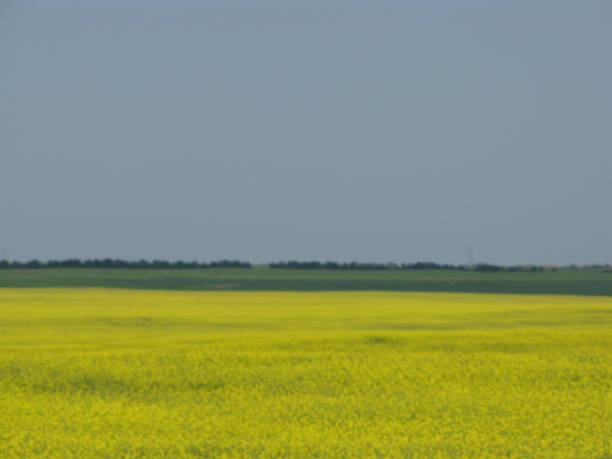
left=0, top=259, right=251, bottom=269
left=0, top=259, right=607, bottom=271
left=269, top=261, right=551, bottom=272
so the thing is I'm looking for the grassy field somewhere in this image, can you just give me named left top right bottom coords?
left=0, top=266, right=611, bottom=295
left=1, top=288, right=610, bottom=457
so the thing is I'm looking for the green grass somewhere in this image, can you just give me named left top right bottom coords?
left=1, top=289, right=610, bottom=457
left=0, top=266, right=610, bottom=295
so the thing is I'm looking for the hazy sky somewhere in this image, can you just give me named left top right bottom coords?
left=2, top=0, right=610, bottom=265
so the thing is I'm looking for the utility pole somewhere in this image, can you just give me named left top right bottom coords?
left=248, top=248, right=255, bottom=266
left=468, top=244, right=474, bottom=267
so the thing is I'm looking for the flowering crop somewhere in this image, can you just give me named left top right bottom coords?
left=0, top=289, right=610, bottom=457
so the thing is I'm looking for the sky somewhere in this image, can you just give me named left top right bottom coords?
left=1, top=0, right=610, bottom=265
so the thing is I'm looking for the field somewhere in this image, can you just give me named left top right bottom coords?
left=1, top=267, right=611, bottom=296
left=1, top=288, right=610, bottom=457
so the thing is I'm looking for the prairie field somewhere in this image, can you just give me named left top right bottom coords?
left=0, top=288, right=610, bottom=458
left=1, top=267, right=612, bottom=296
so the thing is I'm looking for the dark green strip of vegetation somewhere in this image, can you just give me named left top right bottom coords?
left=3, top=258, right=610, bottom=273
left=271, top=261, right=553, bottom=272
left=0, top=267, right=610, bottom=296
left=0, top=259, right=251, bottom=269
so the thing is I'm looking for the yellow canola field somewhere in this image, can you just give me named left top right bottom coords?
left=0, top=289, right=610, bottom=458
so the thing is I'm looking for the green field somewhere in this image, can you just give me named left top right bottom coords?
left=1, top=288, right=610, bottom=457
left=0, top=267, right=611, bottom=295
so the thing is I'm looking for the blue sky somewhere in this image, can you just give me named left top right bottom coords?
left=1, top=1, right=610, bottom=264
